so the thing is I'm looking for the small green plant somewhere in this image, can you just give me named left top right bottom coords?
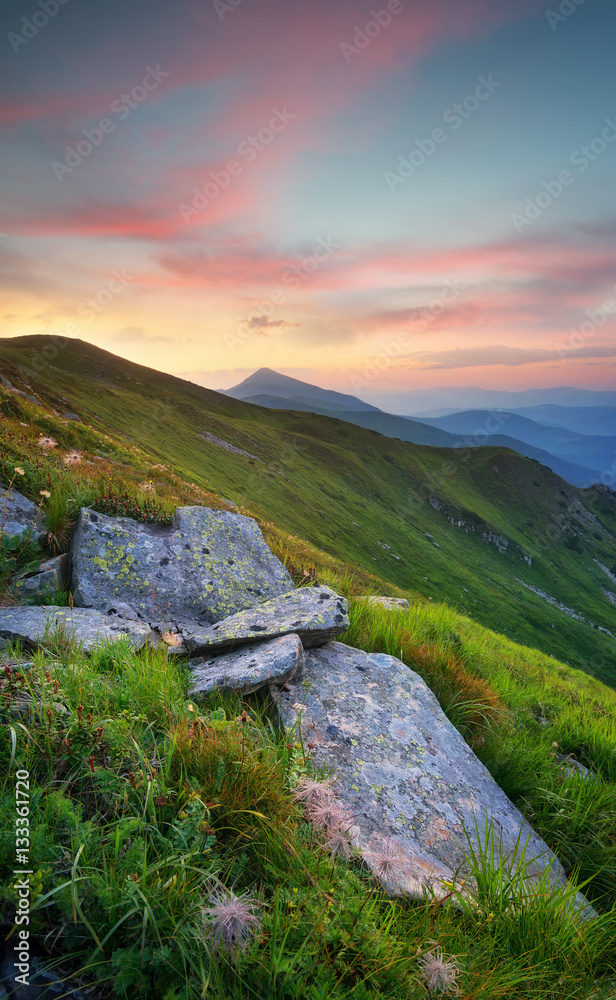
left=90, top=488, right=173, bottom=524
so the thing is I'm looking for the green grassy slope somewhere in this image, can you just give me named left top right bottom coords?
left=0, top=335, right=615, bottom=684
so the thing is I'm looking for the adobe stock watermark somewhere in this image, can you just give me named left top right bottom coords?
left=340, top=0, right=410, bottom=63
left=546, top=0, right=588, bottom=31
left=30, top=267, right=134, bottom=371
left=511, top=117, right=616, bottom=232
left=224, top=236, right=340, bottom=351
left=384, top=76, right=501, bottom=191
left=349, top=277, right=468, bottom=392
left=213, top=0, right=245, bottom=21
left=8, top=0, right=72, bottom=54
left=179, top=107, right=296, bottom=224
left=556, top=281, right=616, bottom=360
left=51, top=66, right=170, bottom=182
left=406, top=409, right=514, bottom=513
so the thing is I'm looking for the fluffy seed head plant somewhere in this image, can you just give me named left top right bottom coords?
left=323, top=822, right=359, bottom=859
left=418, top=946, right=461, bottom=995
left=293, top=776, right=335, bottom=810
left=308, top=798, right=353, bottom=832
left=202, top=888, right=262, bottom=959
left=363, top=836, right=414, bottom=887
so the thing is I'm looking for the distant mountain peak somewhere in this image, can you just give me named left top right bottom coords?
left=225, top=369, right=380, bottom=413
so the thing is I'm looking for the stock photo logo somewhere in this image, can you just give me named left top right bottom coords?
left=179, top=107, right=296, bottom=223
left=51, top=66, right=170, bottom=181
left=511, top=117, right=616, bottom=232
left=339, top=1, right=410, bottom=63
left=384, top=75, right=502, bottom=190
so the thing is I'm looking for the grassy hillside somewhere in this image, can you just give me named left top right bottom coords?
left=0, top=335, right=615, bottom=686
left=2, top=336, right=616, bottom=998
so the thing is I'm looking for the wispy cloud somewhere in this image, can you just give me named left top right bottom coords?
left=408, top=344, right=616, bottom=369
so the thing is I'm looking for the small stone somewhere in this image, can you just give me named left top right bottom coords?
left=555, top=754, right=595, bottom=780
left=0, top=947, right=87, bottom=998
left=0, top=486, right=47, bottom=540
left=16, top=554, right=68, bottom=596
left=356, top=596, right=410, bottom=611
left=189, top=633, right=303, bottom=698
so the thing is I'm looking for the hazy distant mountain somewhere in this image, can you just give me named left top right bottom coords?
left=228, top=372, right=600, bottom=485
left=365, top=386, right=616, bottom=416
left=419, top=410, right=615, bottom=477
left=225, top=367, right=379, bottom=413
left=509, top=405, right=616, bottom=438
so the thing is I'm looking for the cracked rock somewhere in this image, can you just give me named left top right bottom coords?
left=184, top=586, right=348, bottom=655
left=189, top=633, right=303, bottom=697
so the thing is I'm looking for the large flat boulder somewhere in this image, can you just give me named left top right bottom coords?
left=71, top=507, right=293, bottom=625
left=275, top=641, right=590, bottom=909
left=189, top=633, right=303, bottom=698
left=0, top=606, right=152, bottom=654
left=0, top=486, right=47, bottom=541
left=184, top=586, right=348, bottom=655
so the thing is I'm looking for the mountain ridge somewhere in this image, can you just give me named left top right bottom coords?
left=226, top=370, right=605, bottom=486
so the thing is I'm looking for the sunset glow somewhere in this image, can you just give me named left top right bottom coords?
left=1, top=0, right=615, bottom=394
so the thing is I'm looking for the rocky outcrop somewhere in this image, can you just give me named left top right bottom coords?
left=275, top=641, right=591, bottom=911
left=0, top=606, right=152, bottom=654
left=0, top=486, right=47, bottom=541
left=189, top=633, right=303, bottom=698
left=426, top=496, right=532, bottom=565
left=199, top=431, right=260, bottom=461
left=184, top=586, right=348, bottom=655
left=70, top=506, right=293, bottom=625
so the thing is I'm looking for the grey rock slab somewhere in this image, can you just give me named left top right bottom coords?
left=356, top=596, right=410, bottom=611
left=184, top=586, right=348, bottom=655
left=71, top=506, right=293, bottom=624
left=0, top=486, right=47, bottom=540
left=189, top=633, right=303, bottom=698
left=275, top=641, right=591, bottom=911
left=0, top=606, right=152, bottom=654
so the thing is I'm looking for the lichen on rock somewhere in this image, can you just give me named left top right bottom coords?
left=70, top=506, right=293, bottom=625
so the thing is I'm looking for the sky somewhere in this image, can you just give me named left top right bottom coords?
left=1, top=0, right=616, bottom=398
